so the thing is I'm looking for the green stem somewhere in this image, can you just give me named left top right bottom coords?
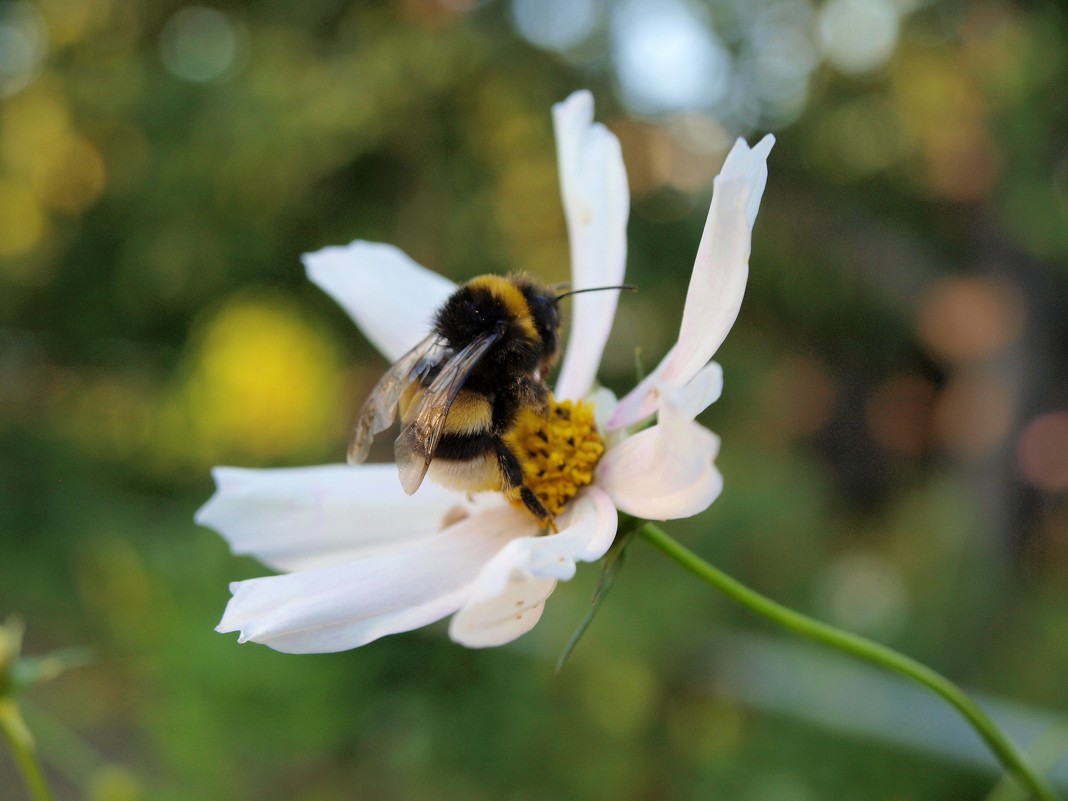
left=638, top=522, right=1059, bottom=801
left=0, top=698, right=54, bottom=801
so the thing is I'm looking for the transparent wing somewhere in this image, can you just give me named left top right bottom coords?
left=347, top=333, right=448, bottom=465
left=395, top=328, right=502, bottom=495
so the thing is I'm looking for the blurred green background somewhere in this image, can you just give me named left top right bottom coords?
left=2, top=0, right=1068, bottom=798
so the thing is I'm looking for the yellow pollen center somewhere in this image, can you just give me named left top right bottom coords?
left=503, top=395, right=605, bottom=519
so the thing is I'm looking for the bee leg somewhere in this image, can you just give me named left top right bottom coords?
left=519, top=487, right=558, bottom=534
left=493, top=438, right=557, bottom=533
left=512, top=375, right=550, bottom=416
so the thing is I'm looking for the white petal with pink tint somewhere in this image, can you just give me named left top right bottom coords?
left=217, top=505, right=535, bottom=654
left=672, top=136, right=775, bottom=380
left=303, top=241, right=456, bottom=361
left=672, top=361, right=724, bottom=420
left=196, top=464, right=474, bottom=572
left=597, top=389, right=723, bottom=521
left=552, top=90, right=630, bottom=402
left=447, top=574, right=556, bottom=649
left=609, top=135, right=774, bottom=430
left=718, top=134, right=774, bottom=229
left=449, top=487, right=617, bottom=647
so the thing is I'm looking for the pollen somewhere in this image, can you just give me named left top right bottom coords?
left=504, top=396, right=605, bottom=519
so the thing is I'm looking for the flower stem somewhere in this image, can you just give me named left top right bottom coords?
left=0, top=698, right=54, bottom=801
left=638, top=522, right=1060, bottom=801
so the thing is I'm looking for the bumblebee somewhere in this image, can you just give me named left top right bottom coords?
left=348, top=274, right=629, bottom=528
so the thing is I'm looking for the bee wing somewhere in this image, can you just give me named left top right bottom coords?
left=347, top=333, right=448, bottom=465
left=394, top=328, right=502, bottom=495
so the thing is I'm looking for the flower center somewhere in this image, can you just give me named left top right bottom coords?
left=504, top=395, right=605, bottom=519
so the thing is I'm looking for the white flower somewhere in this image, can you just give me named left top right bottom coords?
left=196, top=91, right=774, bottom=653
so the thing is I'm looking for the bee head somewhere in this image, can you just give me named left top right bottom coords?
left=518, top=278, right=639, bottom=373
left=515, top=279, right=562, bottom=368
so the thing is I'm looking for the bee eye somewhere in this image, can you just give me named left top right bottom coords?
left=529, top=295, right=556, bottom=328
left=525, top=292, right=560, bottom=357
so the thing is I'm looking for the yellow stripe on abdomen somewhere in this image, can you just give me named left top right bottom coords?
left=442, top=389, right=492, bottom=435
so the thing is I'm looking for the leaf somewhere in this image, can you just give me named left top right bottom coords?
left=555, top=528, right=636, bottom=675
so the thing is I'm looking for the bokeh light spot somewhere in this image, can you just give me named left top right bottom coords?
left=924, top=126, right=1001, bottom=202
left=611, top=0, right=731, bottom=114
left=0, top=1, right=47, bottom=98
left=181, top=295, right=344, bottom=461
left=746, top=20, right=818, bottom=126
left=813, top=97, right=910, bottom=180
left=663, top=113, right=731, bottom=192
left=160, top=6, right=242, bottom=83
left=36, top=0, right=109, bottom=46
left=0, top=178, right=45, bottom=257
left=816, top=550, right=908, bottom=637
left=933, top=370, right=1014, bottom=458
left=818, top=0, right=899, bottom=75
left=510, top=0, right=598, bottom=52
left=0, top=83, right=71, bottom=177
left=1017, top=412, right=1068, bottom=491
left=43, top=134, right=107, bottom=214
left=917, top=277, right=1023, bottom=364
left=88, top=765, right=143, bottom=801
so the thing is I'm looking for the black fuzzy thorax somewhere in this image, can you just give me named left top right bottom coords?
left=432, top=279, right=560, bottom=434
left=433, top=284, right=545, bottom=389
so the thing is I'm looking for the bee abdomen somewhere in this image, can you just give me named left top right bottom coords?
left=434, top=430, right=494, bottom=460
left=420, top=388, right=499, bottom=492
left=425, top=445, right=499, bottom=493
left=441, top=389, right=492, bottom=435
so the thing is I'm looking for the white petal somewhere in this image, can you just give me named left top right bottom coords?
left=217, top=505, right=535, bottom=653
left=718, top=134, right=774, bottom=230
left=672, top=361, right=724, bottom=421
left=196, top=464, right=470, bottom=572
left=598, top=393, right=723, bottom=521
left=588, top=386, right=620, bottom=433
left=303, top=241, right=456, bottom=361
left=674, top=135, right=774, bottom=378
left=448, top=574, right=556, bottom=649
left=609, top=135, right=774, bottom=430
left=449, top=487, right=618, bottom=647
left=551, top=90, right=630, bottom=401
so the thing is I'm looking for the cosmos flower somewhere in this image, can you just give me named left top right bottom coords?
left=196, top=91, right=774, bottom=653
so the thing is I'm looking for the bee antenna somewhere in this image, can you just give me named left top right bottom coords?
left=555, top=284, right=638, bottom=301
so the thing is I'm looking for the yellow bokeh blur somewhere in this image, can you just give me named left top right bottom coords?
left=179, top=294, right=346, bottom=463
left=2, top=83, right=73, bottom=186
left=42, top=133, right=108, bottom=214
left=0, top=178, right=46, bottom=259
left=36, top=0, right=113, bottom=47
left=0, top=81, right=106, bottom=268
